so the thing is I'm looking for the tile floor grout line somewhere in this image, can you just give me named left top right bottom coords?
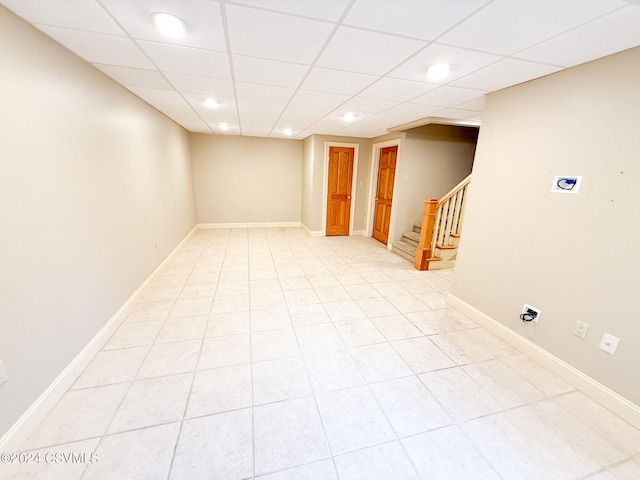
left=18, top=228, right=640, bottom=480
left=165, top=227, right=215, bottom=480
left=281, top=230, right=341, bottom=479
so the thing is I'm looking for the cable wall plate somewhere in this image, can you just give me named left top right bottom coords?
left=551, top=175, right=582, bottom=194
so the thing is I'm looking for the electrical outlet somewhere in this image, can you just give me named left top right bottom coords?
left=0, top=361, right=8, bottom=386
left=573, top=321, right=589, bottom=339
left=599, top=333, right=620, bottom=355
left=521, top=303, right=541, bottom=322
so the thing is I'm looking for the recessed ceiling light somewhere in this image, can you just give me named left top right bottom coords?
left=343, top=113, right=356, bottom=122
left=218, top=123, right=230, bottom=130
left=283, top=128, right=293, bottom=136
left=204, top=98, right=219, bottom=109
left=426, top=63, right=451, bottom=81
left=151, top=12, right=187, bottom=38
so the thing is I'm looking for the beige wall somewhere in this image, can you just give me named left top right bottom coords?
left=0, top=7, right=196, bottom=436
left=386, top=125, right=477, bottom=243
left=190, top=134, right=302, bottom=224
left=452, top=46, right=640, bottom=405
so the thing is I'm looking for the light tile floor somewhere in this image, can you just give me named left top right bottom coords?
left=3, top=228, right=640, bottom=479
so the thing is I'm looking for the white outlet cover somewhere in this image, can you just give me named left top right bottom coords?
left=573, top=321, right=589, bottom=339
left=599, top=333, right=620, bottom=355
left=551, top=175, right=582, bottom=194
left=521, top=303, right=541, bottom=323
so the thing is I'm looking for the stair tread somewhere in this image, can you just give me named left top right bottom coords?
left=402, top=231, right=420, bottom=242
left=391, top=243, right=415, bottom=262
left=392, top=240, right=417, bottom=254
left=436, top=244, right=457, bottom=250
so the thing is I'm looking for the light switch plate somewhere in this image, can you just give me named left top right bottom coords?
left=599, top=333, right=620, bottom=355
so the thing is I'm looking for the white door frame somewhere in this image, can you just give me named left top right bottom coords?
left=366, top=138, right=402, bottom=250
left=322, top=142, right=359, bottom=236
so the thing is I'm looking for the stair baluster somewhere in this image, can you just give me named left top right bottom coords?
left=413, top=174, right=471, bottom=271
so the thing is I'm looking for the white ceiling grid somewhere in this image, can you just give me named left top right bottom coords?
left=2, top=0, right=640, bottom=139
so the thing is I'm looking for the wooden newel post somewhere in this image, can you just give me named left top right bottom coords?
left=414, top=198, right=438, bottom=271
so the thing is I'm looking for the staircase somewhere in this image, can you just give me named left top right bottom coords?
left=392, top=174, right=471, bottom=270
left=391, top=223, right=422, bottom=262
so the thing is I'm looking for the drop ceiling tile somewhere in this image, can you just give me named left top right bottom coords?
left=210, top=123, right=241, bottom=135
left=515, top=6, right=640, bottom=68
left=126, top=87, right=188, bottom=109
left=138, top=41, right=231, bottom=78
left=429, top=107, right=480, bottom=120
left=317, top=26, right=427, bottom=75
left=381, top=103, right=444, bottom=124
left=99, top=0, right=227, bottom=52
left=237, top=98, right=286, bottom=126
left=93, top=64, right=173, bottom=90
left=182, top=93, right=238, bottom=124
left=188, top=124, right=214, bottom=134
left=439, top=0, right=626, bottom=56
left=334, top=111, right=375, bottom=125
left=37, top=26, right=154, bottom=68
left=450, top=58, right=562, bottom=91
left=233, top=56, right=309, bottom=88
left=235, top=83, right=295, bottom=102
left=170, top=116, right=211, bottom=132
left=278, top=104, right=333, bottom=126
left=164, top=73, right=234, bottom=97
left=309, top=116, right=357, bottom=133
left=301, top=67, right=378, bottom=95
left=455, top=96, right=485, bottom=111
left=389, top=43, right=502, bottom=84
left=230, top=0, right=351, bottom=21
left=344, top=0, right=491, bottom=40
left=269, top=130, right=299, bottom=139
left=410, top=85, right=487, bottom=107
left=359, top=78, right=438, bottom=102
left=1, top=0, right=124, bottom=35
left=226, top=4, right=333, bottom=63
left=239, top=125, right=271, bottom=137
left=339, top=96, right=397, bottom=113
left=126, top=87, right=206, bottom=129
left=336, top=114, right=395, bottom=133
left=333, top=124, right=375, bottom=137
left=290, top=90, right=351, bottom=109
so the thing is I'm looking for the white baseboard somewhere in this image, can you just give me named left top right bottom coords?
left=300, top=223, right=323, bottom=237
left=447, top=294, right=640, bottom=430
left=198, top=222, right=301, bottom=229
left=0, top=225, right=199, bottom=452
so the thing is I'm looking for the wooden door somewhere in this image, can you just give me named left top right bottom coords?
left=326, top=146, right=355, bottom=236
left=372, top=146, right=398, bottom=244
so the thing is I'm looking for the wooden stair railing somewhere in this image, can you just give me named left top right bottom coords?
left=414, top=174, right=471, bottom=270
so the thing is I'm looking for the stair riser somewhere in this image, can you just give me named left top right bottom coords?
left=392, top=242, right=416, bottom=256
left=428, top=259, right=456, bottom=270
left=391, top=246, right=415, bottom=262
left=434, top=248, right=457, bottom=262
left=401, top=236, right=419, bottom=248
